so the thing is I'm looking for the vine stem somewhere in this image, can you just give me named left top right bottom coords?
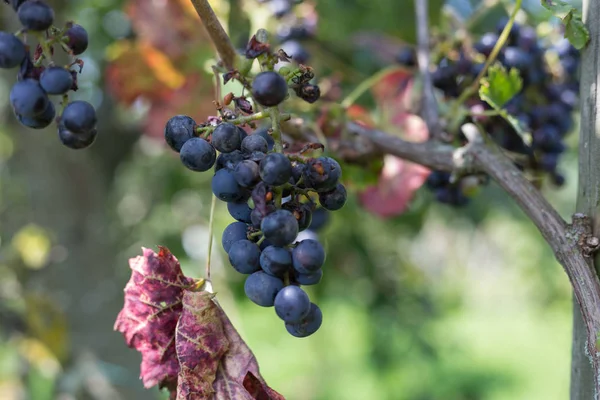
left=196, top=110, right=272, bottom=134
left=189, top=0, right=238, bottom=70
left=205, top=193, right=217, bottom=280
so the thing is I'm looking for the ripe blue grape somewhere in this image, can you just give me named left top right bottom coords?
left=179, top=137, right=216, bottom=172
left=252, top=71, right=288, bottom=107
left=215, top=150, right=244, bottom=171
left=244, top=271, right=284, bottom=307
left=211, top=169, right=246, bottom=202
left=303, top=157, right=341, bottom=191
left=285, top=303, right=322, bottom=337
left=292, top=239, right=325, bottom=273
left=65, top=24, right=88, bottom=55
left=308, top=208, right=329, bottom=231
left=17, top=101, right=55, bottom=129
left=233, top=160, right=260, bottom=187
left=227, top=201, right=253, bottom=223
left=261, top=209, right=299, bottom=247
left=241, top=134, right=268, bottom=153
left=228, top=240, right=262, bottom=274
left=61, top=101, right=97, bottom=134
left=274, top=286, right=311, bottom=323
left=165, top=115, right=197, bottom=152
left=40, top=66, right=74, bottom=95
left=58, top=122, right=97, bottom=149
left=282, top=201, right=312, bottom=231
left=221, top=221, right=249, bottom=252
left=254, top=128, right=275, bottom=151
left=259, top=152, right=292, bottom=186
left=10, top=79, right=49, bottom=117
left=0, top=32, right=26, bottom=68
left=294, top=269, right=322, bottom=286
left=18, top=0, right=54, bottom=31
left=260, top=246, right=292, bottom=276
left=318, top=183, right=347, bottom=211
left=212, top=123, right=242, bottom=153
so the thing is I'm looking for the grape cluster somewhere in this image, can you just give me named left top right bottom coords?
left=0, top=0, right=95, bottom=149
left=398, top=21, right=580, bottom=205
left=164, top=64, right=344, bottom=338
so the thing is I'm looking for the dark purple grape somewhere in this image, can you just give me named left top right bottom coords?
left=215, top=150, right=244, bottom=171
left=233, top=160, right=260, bottom=187
left=318, top=183, right=347, bottom=211
left=274, top=286, right=311, bottom=323
left=252, top=71, right=288, bottom=107
left=16, top=100, right=55, bottom=129
left=241, top=134, right=268, bottom=153
left=282, top=201, right=312, bottom=231
left=40, top=66, right=74, bottom=95
left=228, top=240, right=262, bottom=274
left=164, top=115, right=197, bottom=152
left=58, top=121, right=97, bottom=149
left=285, top=303, right=322, bottom=337
left=61, top=101, right=97, bottom=134
left=474, top=33, right=498, bottom=57
left=254, top=127, right=275, bottom=151
left=308, top=208, right=329, bottom=231
left=212, top=123, right=242, bottom=153
left=221, top=221, right=249, bottom=252
left=244, top=271, right=284, bottom=307
left=18, top=0, right=54, bottom=31
left=303, top=157, right=341, bottom=192
left=261, top=209, right=299, bottom=247
left=180, top=137, right=216, bottom=172
left=211, top=169, right=245, bottom=202
left=227, top=201, right=253, bottom=223
left=396, top=47, right=416, bottom=67
left=0, top=32, right=26, bottom=69
left=259, top=152, right=292, bottom=186
left=65, top=24, right=88, bottom=55
left=292, top=239, right=324, bottom=273
left=260, top=246, right=292, bottom=277
left=10, top=79, right=49, bottom=117
left=294, top=269, right=322, bottom=286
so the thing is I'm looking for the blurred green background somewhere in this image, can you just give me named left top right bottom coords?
left=0, top=0, right=582, bottom=399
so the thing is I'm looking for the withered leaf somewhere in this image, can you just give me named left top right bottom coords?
left=114, top=246, right=197, bottom=390
left=245, top=35, right=270, bottom=59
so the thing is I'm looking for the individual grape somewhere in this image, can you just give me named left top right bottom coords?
left=65, top=24, right=88, bottom=55
left=285, top=303, right=322, bottom=337
left=221, top=221, right=249, bottom=252
left=244, top=271, right=284, bottom=307
left=246, top=150, right=267, bottom=163
left=292, top=239, right=324, bottom=273
left=10, top=79, right=49, bottom=117
left=252, top=71, right=288, bottom=107
left=228, top=240, right=262, bottom=274
left=295, top=84, right=321, bottom=104
left=241, top=134, right=268, bottom=153
left=474, top=33, right=498, bottom=57
left=501, top=47, right=532, bottom=70
left=179, top=137, right=216, bottom=172
left=308, top=208, right=329, bottom=231
left=57, top=122, right=97, bottom=149
left=233, top=160, right=260, bottom=187
left=227, top=201, right=253, bottom=223
left=165, top=115, right=197, bottom=152
left=254, top=127, right=275, bottom=151
left=260, top=246, right=292, bottom=276
left=261, top=209, right=299, bottom=247
left=539, top=152, right=559, bottom=172
left=303, top=157, right=341, bottom=191
left=318, top=183, right=347, bottom=211
left=211, top=169, right=245, bottom=202
left=274, top=286, right=311, bottom=323
left=18, top=0, right=54, bottom=31
left=61, top=101, right=97, bottom=134
left=215, top=150, right=244, bottom=171
left=0, top=32, right=26, bottom=69
left=291, top=162, right=304, bottom=185
left=16, top=101, right=55, bottom=129
left=40, top=66, right=74, bottom=95
left=294, top=269, right=322, bottom=286
left=212, top=123, right=242, bottom=153
left=532, top=125, right=565, bottom=153
left=251, top=205, right=275, bottom=229
left=396, top=47, right=416, bottom=67
left=259, top=152, right=292, bottom=186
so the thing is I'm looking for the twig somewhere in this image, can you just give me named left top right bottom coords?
left=189, top=0, right=238, bottom=70
left=414, top=0, right=441, bottom=139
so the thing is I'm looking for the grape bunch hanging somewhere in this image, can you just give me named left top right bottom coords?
left=164, top=36, right=344, bottom=337
left=397, top=20, right=580, bottom=206
left=0, top=0, right=96, bottom=149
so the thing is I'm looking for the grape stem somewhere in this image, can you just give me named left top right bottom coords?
left=269, top=107, right=284, bottom=153
left=195, top=110, right=274, bottom=135
left=205, top=193, right=217, bottom=280
left=32, top=31, right=55, bottom=66
left=189, top=0, right=238, bottom=70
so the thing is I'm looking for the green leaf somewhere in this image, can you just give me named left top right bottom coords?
left=541, top=0, right=590, bottom=49
left=479, top=64, right=522, bottom=108
left=479, top=65, right=531, bottom=144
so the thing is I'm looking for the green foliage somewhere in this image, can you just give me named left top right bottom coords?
left=541, top=0, right=589, bottom=49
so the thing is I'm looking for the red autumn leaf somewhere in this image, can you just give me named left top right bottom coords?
left=243, top=372, right=285, bottom=400
left=114, top=247, right=197, bottom=390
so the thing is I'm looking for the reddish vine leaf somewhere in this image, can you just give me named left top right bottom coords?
left=114, top=247, right=197, bottom=390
